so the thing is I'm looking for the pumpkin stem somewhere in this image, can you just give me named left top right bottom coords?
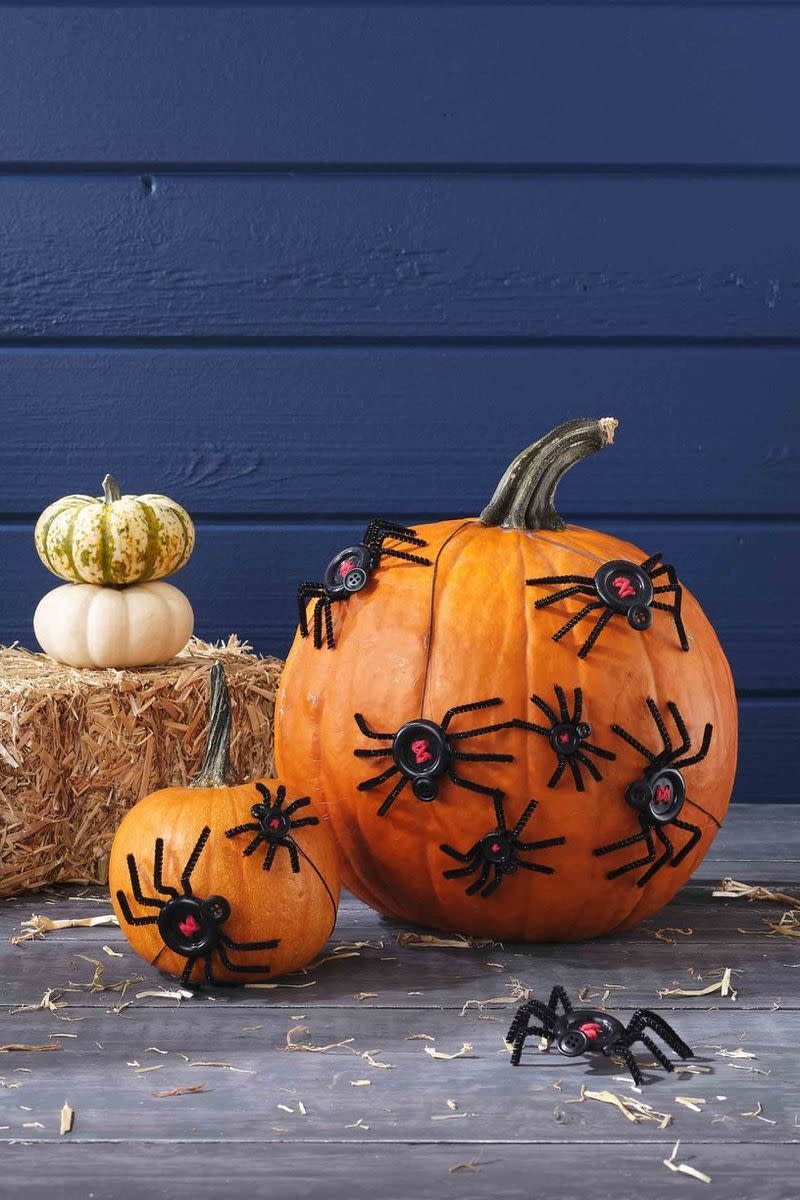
left=102, top=474, right=122, bottom=504
left=479, top=416, right=618, bottom=532
left=191, top=662, right=240, bottom=788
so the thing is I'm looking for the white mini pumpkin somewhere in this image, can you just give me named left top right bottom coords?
left=34, top=581, right=194, bottom=669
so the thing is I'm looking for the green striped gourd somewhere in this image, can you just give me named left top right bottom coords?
left=34, top=475, right=195, bottom=586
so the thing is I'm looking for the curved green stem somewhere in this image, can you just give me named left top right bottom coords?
left=479, top=416, right=618, bottom=532
left=102, top=474, right=122, bottom=504
left=191, top=662, right=240, bottom=788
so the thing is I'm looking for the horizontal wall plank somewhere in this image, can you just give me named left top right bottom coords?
left=3, top=176, right=800, bottom=339
left=1, top=347, right=797, bottom=517
left=2, top=521, right=794, bottom=689
left=2, top=8, right=800, bottom=165
left=1, top=523, right=796, bottom=802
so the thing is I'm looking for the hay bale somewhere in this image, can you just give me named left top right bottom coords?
left=0, top=636, right=283, bottom=897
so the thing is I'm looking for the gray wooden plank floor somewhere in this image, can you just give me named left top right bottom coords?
left=1, top=805, right=798, bottom=1199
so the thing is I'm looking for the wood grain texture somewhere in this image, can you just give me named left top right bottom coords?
left=2, top=7, right=800, bottom=165
left=2, top=348, right=797, bottom=518
left=4, top=175, right=800, bottom=339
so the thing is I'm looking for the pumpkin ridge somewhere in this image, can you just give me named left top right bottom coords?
left=294, top=840, right=339, bottom=935
left=164, top=499, right=193, bottom=571
left=419, top=519, right=477, bottom=716
left=65, top=506, right=88, bottom=583
left=137, top=501, right=162, bottom=584
left=99, top=495, right=112, bottom=585
left=36, top=503, right=68, bottom=577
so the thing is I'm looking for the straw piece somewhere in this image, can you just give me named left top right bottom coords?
left=0, top=637, right=282, bottom=896
left=59, top=1102, right=74, bottom=1135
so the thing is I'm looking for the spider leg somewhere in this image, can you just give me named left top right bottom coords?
left=517, top=859, right=557, bottom=876
left=567, top=757, right=584, bottom=791
left=451, top=750, right=514, bottom=762
left=357, top=764, right=400, bottom=791
left=179, top=955, right=199, bottom=987
left=515, top=719, right=550, bottom=738
left=225, top=822, right=260, bottom=840
left=126, top=853, right=163, bottom=909
left=551, top=601, right=604, bottom=643
left=571, top=687, right=583, bottom=725
left=663, top=700, right=691, bottom=760
left=262, top=843, right=278, bottom=871
left=297, top=582, right=326, bottom=637
left=321, top=598, right=335, bottom=650
left=116, top=890, right=159, bottom=926
left=363, top=519, right=427, bottom=550
left=284, top=796, right=311, bottom=815
left=610, top=722, right=656, bottom=762
left=285, top=840, right=301, bottom=874
left=547, top=759, right=567, bottom=788
left=510, top=798, right=537, bottom=838
left=354, top=712, right=394, bottom=741
left=553, top=684, right=570, bottom=723
left=668, top=817, right=702, bottom=868
left=611, top=1044, right=644, bottom=1087
left=493, top=793, right=507, bottom=831
left=181, top=826, right=211, bottom=896
left=582, top=741, right=616, bottom=762
left=516, top=836, right=567, bottom=853
left=528, top=693, right=559, bottom=725
left=638, top=1032, right=676, bottom=1073
left=272, top=785, right=286, bottom=807
left=641, top=551, right=663, bottom=573
left=595, top=818, right=656, bottom=880
left=674, top=723, right=713, bottom=769
left=526, top=574, right=595, bottom=588
left=376, top=775, right=409, bottom=817
left=255, top=782, right=272, bottom=803
left=480, top=865, right=504, bottom=898
left=221, top=932, right=280, bottom=952
left=217, top=944, right=274, bottom=975
left=636, top=824, right=673, bottom=887
left=574, top=750, right=602, bottom=782
left=441, top=696, right=503, bottom=729
left=288, top=815, right=319, bottom=830
left=447, top=771, right=504, bottom=801
left=441, top=842, right=480, bottom=866
left=153, top=839, right=179, bottom=898
left=465, top=861, right=492, bottom=897
left=312, top=597, right=324, bottom=649
left=354, top=748, right=394, bottom=759
left=376, top=546, right=432, bottom=567
left=547, top=987, right=573, bottom=1016
left=245, top=833, right=266, bottom=858
left=630, top=1009, right=694, bottom=1061
left=577, top=607, right=614, bottom=659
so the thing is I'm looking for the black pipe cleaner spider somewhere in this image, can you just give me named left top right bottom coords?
left=298, top=519, right=432, bottom=649
left=353, top=697, right=514, bottom=816
left=440, top=796, right=565, bottom=898
left=526, top=552, right=689, bottom=659
left=225, top=783, right=319, bottom=872
left=115, top=827, right=279, bottom=986
left=594, top=697, right=714, bottom=887
left=515, top=685, right=615, bottom=790
left=506, top=986, right=694, bottom=1086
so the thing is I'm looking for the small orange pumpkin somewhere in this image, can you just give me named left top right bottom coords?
left=275, top=417, right=737, bottom=941
left=110, top=663, right=340, bottom=984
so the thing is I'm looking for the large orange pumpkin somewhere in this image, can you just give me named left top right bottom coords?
left=275, top=417, right=737, bottom=941
left=110, top=663, right=340, bottom=983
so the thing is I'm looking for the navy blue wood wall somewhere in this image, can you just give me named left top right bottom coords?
left=0, top=5, right=798, bottom=802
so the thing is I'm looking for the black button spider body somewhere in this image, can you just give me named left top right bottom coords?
left=298, top=519, right=431, bottom=649
left=225, top=783, right=319, bottom=873
left=527, top=553, right=689, bottom=659
left=515, top=685, right=615, bottom=790
left=353, top=698, right=514, bottom=816
left=507, top=986, right=694, bottom=1086
left=115, top=827, right=280, bottom=986
left=440, top=796, right=565, bottom=898
left=594, top=697, right=714, bottom=887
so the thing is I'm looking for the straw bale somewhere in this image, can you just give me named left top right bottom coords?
left=0, top=637, right=283, bottom=896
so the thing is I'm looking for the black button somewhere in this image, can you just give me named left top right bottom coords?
left=594, top=560, right=654, bottom=614
left=323, top=545, right=372, bottom=599
left=576, top=722, right=592, bottom=740
left=157, top=896, right=223, bottom=956
left=549, top=723, right=581, bottom=757
left=647, top=768, right=686, bottom=823
left=480, top=832, right=514, bottom=866
left=253, top=805, right=291, bottom=837
left=627, top=603, right=653, bottom=632
left=557, top=1029, right=589, bottom=1057
left=393, top=719, right=450, bottom=784
left=412, top=777, right=440, bottom=802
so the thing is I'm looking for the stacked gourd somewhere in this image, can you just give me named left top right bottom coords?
left=33, top=475, right=195, bottom=668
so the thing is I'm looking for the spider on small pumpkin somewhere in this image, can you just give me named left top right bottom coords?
left=225, top=783, right=319, bottom=872
left=440, top=796, right=565, bottom=898
left=297, top=519, right=431, bottom=649
left=507, top=985, right=694, bottom=1086
left=594, top=697, right=715, bottom=886
left=115, top=827, right=280, bottom=986
left=353, top=697, right=514, bottom=816
left=515, top=684, right=615, bottom=790
left=526, top=552, right=689, bottom=659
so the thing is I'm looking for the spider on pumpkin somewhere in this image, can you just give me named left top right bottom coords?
left=526, top=552, right=689, bottom=659
left=506, top=985, right=694, bottom=1086
left=594, top=697, right=714, bottom=887
left=440, top=796, right=565, bottom=898
left=515, top=684, right=615, bottom=790
left=297, top=519, right=431, bottom=649
left=353, top=697, right=514, bottom=817
left=225, top=783, right=319, bottom=872
left=115, top=827, right=280, bottom=986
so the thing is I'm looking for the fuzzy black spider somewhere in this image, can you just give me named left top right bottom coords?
left=594, top=697, right=714, bottom=887
left=225, top=783, right=319, bottom=873
left=515, top=685, right=615, bottom=791
left=115, top=827, right=279, bottom=986
left=440, top=795, right=565, bottom=898
left=298, top=519, right=431, bottom=649
left=507, top=986, right=694, bottom=1086
left=353, top=697, right=514, bottom=817
left=526, top=552, right=689, bottom=659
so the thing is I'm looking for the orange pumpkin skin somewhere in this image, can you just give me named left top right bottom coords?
left=110, top=667, right=339, bottom=983
left=275, top=420, right=737, bottom=941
